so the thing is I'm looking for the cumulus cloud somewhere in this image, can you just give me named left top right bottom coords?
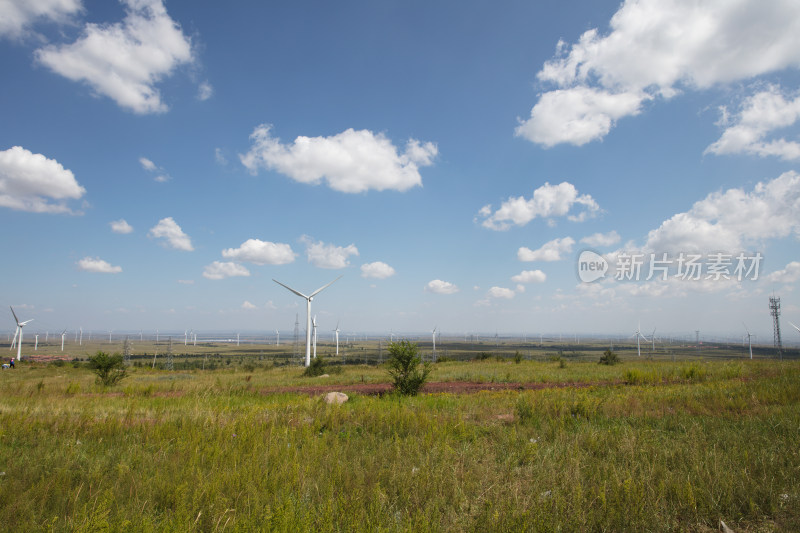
left=425, top=279, right=459, bottom=295
left=301, top=236, right=358, bottom=269
left=0, top=0, right=82, bottom=39
left=241, top=301, right=256, bottom=310
left=706, top=85, right=800, bottom=160
left=203, top=261, right=250, bottom=280
left=518, top=237, right=575, bottom=262
left=222, top=239, right=296, bottom=265
left=0, top=146, right=86, bottom=214
left=77, top=256, right=121, bottom=273
left=644, top=171, right=800, bottom=252
left=511, top=270, right=547, bottom=284
left=35, top=0, right=194, bottom=114
left=110, top=219, right=133, bottom=234
left=148, top=217, right=193, bottom=251
left=361, top=261, right=396, bottom=279
left=240, top=124, right=437, bottom=193
left=478, top=181, right=600, bottom=230
left=580, top=230, right=621, bottom=247
left=766, top=261, right=800, bottom=284
left=518, top=0, right=800, bottom=146
left=487, top=286, right=516, bottom=299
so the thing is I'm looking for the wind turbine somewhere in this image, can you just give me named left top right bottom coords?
left=333, top=321, right=340, bottom=356
left=275, top=329, right=280, bottom=346
left=789, top=321, right=800, bottom=334
left=743, top=322, right=753, bottom=359
left=312, top=315, right=318, bottom=359
left=273, top=276, right=342, bottom=367
left=632, top=323, right=648, bottom=357
left=10, top=307, right=33, bottom=361
left=60, top=329, right=67, bottom=351
left=35, top=334, right=39, bottom=350
left=432, top=326, right=437, bottom=356
left=650, top=328, right=657, bottom=353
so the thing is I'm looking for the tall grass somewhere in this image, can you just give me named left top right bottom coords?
left=0, top=360, right=798, bottom=531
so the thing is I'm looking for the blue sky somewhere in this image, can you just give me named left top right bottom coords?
left=2, top=0, right=800, bottom=341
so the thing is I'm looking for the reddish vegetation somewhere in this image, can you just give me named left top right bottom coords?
left=264, top=380, right=609, bottom=396
left=20, top=354, right=73, bottom=363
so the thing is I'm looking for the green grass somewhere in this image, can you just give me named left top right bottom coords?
left=1, top=359, right=799, bottom=531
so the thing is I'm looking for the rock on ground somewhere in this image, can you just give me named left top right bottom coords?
left=324, top=391, right=348, bottom=405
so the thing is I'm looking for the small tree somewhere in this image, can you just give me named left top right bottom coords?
left=303, top=355, right=327, bottom=377
left=386, top=341, right=430, bottom=396
left=598, top=349, right=620, bottom=365
left=88, top=351, right=128, bottom=386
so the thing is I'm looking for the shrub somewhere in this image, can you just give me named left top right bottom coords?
left=598, top=349, right=620, bottom=365
left=513, top=351, right=523, bottom=364
left=302, top=356, right=327, bottom=377
left=387, top=341, right=431, bottom=396
left=88, top=351, right=127, bottom=387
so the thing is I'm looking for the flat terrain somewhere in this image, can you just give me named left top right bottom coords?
left=1, top=355, right=799, bottom=531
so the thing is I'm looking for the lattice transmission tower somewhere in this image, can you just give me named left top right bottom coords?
left=769, top=296, right=782, bottom=358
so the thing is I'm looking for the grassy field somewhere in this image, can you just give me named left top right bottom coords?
left=1, top=355, right=799, bottom=531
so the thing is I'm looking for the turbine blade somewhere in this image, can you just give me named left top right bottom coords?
left=10, top=306, right=19, bottom=326
left=273, top=279, right=310, bottom=300
left=790, top=321, right=800, bottom=333
left=309, top=275, right=343, bottom=299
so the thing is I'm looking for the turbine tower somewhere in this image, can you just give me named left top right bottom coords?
left=333, top=321, right=340, bottom=356
left=10, top=307, right=33, bottom=362
left=273, top=276, right=342, bottom=367
left=743, top=322, right=753, bottom=360
left=432, top=326, right=437, bottom=357
left=60, top=329, right=67, bottom=351
left=312, top=315, right=318, bottom=359
left=632, top=323, right=647, bottom=357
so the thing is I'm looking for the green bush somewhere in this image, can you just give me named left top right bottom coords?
left=387, top=341, right=431, bottom=396
left=598, top=349, right=620, bottom=365
left=88, top=351, right=127, bottom=387
left=513, top=351, right=523, bottom=364
left=302, top=356, right=327, bottom=377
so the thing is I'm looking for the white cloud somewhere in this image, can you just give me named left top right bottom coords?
left=766, top=261, right=800, bottom=284
left=301, top=236, right=358, bottom=269
left=518, top=237, right=575, bottom=262
left=35, top=0, right=194, bottom=114
left=0, top=146, right=86, bottom=214
left=519, top=0, right=800, bottom=146
left=177, top=279, right=194, bottom=285
left=361, top=261, right=396, bottom=279
left=202, top=261, right=250, bottom=280
left=240, top=124, right=437, bottom=193
left=706, top=85, right=800, bottom=160
left=644, top=171, right=800, bottom=252
left=110, top=219, right=133, bottom=234
left=214, top=148, right=227, bottom=165
left=148, top=217, right=193, bottom=251
left=478, top=181, right=600, bottom=230
left=139, top=156, right=170, bottom=182
left=487, top=286, right=516, bottom=299
left=425, top=279, right=459, bottom=295
left=580, top=230, right=621, bottom=248
left=0, top=0, right=82, bottom=39
left=516, top=87, right=646, bottom=147
left=511, top=270, right=547, bottom=284
left=197, top=80, right=213, bottom=101
left=77, top=256, right=121, bottom=274
left=242, top=301, right=256, bottom=310
left=221, top=239, right=296, bottom=265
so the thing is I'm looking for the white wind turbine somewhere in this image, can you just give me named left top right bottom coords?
left=632, top=323, right=648, bottom=357
left=60, top=329, right=67, bottom=351
left=650, top=328, right=657, bottom=353
left=273, top=276, right=342, bottom=367
left=743, top=322, right=753, bottom=360
left=35, top=334, right=39, bottom=350
left=10, top=307, right=33, bottom=361
left=275, top=329, right=280, bottom=346
left=432, top=326, right=437, bottom=356
left=333, top=321, right=340, bottom=356
left=312, top=315, right=318, bottom=358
